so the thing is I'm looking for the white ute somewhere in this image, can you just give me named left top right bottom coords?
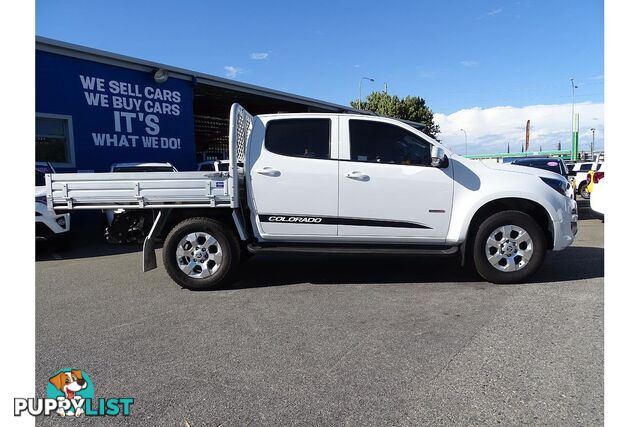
left=45, top=104, right=578, bottom=289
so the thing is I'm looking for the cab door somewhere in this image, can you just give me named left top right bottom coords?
left=248, top=116, right=339, bottom=239
left=337, top=118, right=454, bottom=242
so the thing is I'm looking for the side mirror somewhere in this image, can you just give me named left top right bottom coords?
left=430, top=146, right=448, bottom=168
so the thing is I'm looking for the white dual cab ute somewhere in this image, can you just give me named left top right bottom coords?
left=45, top=104, right=578, bottom=290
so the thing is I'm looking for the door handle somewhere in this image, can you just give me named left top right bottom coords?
left=257, top=167, right=281, bottom=177
left=345, top=171, right=370, bottom=181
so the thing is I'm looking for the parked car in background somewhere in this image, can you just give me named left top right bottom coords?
left=589, top=164, right=605, bottom=218
left=586, top=164, right=605, bottom=194
left=36, top=163, right=70, bottom=247
left=110, top=162, right=177, bottom=173
left=569, top=161, right=603, bottom=199
left=197, top=159, right=244, bottom=173
left=565, top=161, right=575, bottom=173
left=198, top=159, right=229, bottom=172
left=510, top=157, right=575, bottom=198
left=105, top=162, right=178, bottom=244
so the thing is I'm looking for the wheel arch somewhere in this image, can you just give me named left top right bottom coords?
left=465, top=198, right=554, bottom=253
left=156, top=208, right=238, bottom=240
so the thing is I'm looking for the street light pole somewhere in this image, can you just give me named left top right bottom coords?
left=590, top=127, right=596, bottom=158
left=460, top=128, right=468, bottom=155
left=571, top=78, right=576, bottom=120
left=570, top=78, right=579, bottom=160
left=359, top=77, right=375, bottom=110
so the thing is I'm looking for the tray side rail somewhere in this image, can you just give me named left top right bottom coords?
left=46, top=171, right=231, bottom=211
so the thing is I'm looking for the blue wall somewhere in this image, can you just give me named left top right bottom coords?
left=36, top=51, right=196, bottom=172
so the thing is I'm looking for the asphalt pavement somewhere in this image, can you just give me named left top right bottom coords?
left=35, top=207, right=603, bottom=425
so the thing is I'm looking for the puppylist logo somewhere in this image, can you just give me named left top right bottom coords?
left=14, top=368, right=133, bottom=417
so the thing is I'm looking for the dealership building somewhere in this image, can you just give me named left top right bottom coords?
left=36, top=37, right=366, bottom=172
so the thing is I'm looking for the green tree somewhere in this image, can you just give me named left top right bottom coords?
left=350, top=91, right=440, bottom=139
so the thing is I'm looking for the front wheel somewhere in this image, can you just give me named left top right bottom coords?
left=162, top=218, right=240, bottom=290
left=473, top=210, right=547, bottom=284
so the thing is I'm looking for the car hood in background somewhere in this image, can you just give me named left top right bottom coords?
left=478, top=160, right=567, bottom=181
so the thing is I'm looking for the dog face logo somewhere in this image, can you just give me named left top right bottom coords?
left=49, top=370, right=87, bottom=399
left=47, top=369, right=93, bottom=417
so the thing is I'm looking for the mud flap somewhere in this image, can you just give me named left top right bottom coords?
left=142, top=209, right=171, bottom=272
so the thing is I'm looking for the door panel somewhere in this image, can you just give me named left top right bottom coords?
left=249, top=117, right=339, bottom=238
left=338, top=161, right=453, bottom=240
left=337, top=118, right=454, bottom=241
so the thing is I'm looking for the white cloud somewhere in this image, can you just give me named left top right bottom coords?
left=488, top=7, right=504, bottom=17
left=224, top=65, right=242, bottom=78
left=434, top=102, right=604, bottom=155
left=250, top=52, right=269, bottom=60
left=460, top=60, right=479, bottom=67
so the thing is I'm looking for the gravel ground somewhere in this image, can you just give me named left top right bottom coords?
left=35, top=212, right=603, bottom=426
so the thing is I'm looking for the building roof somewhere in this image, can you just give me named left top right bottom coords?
left=36, top=36, right=425, bottom=129
left=36, top=36, right=363, bottom=113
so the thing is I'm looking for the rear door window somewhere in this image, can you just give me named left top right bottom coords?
left=265, top=119, right=331, bottom=159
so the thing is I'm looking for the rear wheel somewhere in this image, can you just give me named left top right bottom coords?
left=473, top=210, right=546, bottom=284
left=579, top=182, right=590, bottom=199
left=162, top=218, right=240, bottom=290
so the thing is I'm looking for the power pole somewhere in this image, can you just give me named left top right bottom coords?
left=460, top=129, right=468, bottom=156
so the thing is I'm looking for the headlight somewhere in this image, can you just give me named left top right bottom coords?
left=36, top=195, right=47, bottom=205
left=540, top=177, right=571, bottom=197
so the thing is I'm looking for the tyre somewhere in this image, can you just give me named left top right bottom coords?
left=579, top=182, right=590, bottom=199
left=162, top=217, right=240, bottom=290
left=472, top=210, right=546, bottom=284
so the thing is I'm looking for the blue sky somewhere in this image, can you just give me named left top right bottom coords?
left=36, top=0, right=604, bottom=153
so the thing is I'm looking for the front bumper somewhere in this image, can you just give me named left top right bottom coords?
left=35, top=211, right=70, bottom=240
left=552, top=198, right=578, bottom=251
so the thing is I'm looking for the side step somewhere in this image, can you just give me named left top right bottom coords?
left=246, top=243, right=458, bottom=256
